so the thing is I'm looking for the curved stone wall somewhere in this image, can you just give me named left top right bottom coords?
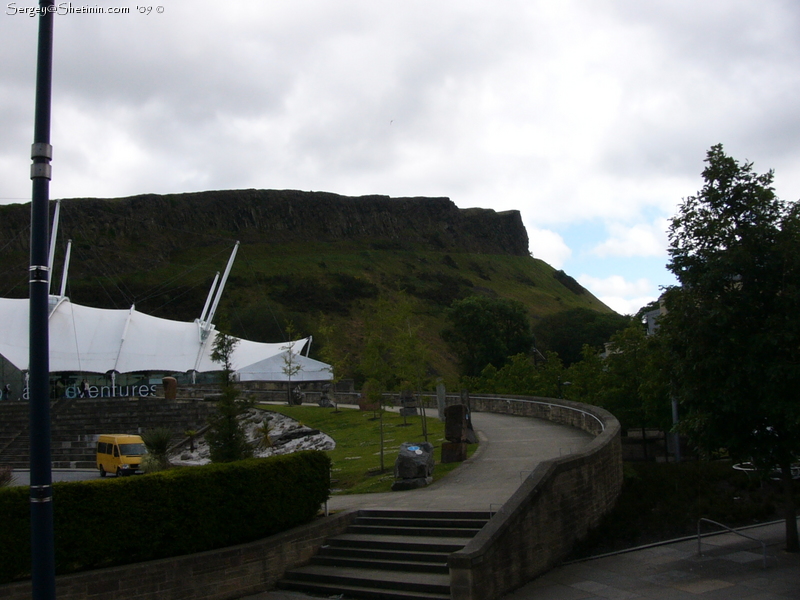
left=449, top=395, right=623, bottom=600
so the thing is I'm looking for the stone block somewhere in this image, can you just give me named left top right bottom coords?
left=394, top=441, right=434, bottom=480
left=444, top=403, right=469, bottom=442
left=441, top=441, right=467, bottom=463
left=162, top=377, right=178, bottom=400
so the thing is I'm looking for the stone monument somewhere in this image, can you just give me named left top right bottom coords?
left=392, top=441, right=435, bottom=490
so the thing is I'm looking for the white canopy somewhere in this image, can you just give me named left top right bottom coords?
left=0, top=297, right=333, bottom=381
left=236, top=350, right=333, bottom=382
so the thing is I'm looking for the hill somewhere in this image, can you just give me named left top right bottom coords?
left=0, top=189, right=612, bottom=382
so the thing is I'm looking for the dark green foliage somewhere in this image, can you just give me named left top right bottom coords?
left=140, top=427, right=174, bottom=472
left=263, top=273, right=378, bottom=315
left=564, top=325, right=672, bottom=432
left=0, top=465, right=12, bottom=487
left=533, top=307, right=630, bottom=366
left=208, top=332, right=254, bottom=463
left=441, top=255, right=458, bottom=269
left=0, top=451, right=331, bottom=584
left=464, top=352, right=565, bottom=398
left=442, top=296, right=534, bottom=377
left=569, top=460, right=794, bottom=559
left=661, top=145, right=800, bottom=550
left=553, top=269, right=585, bottom=295
left=385, top=270, right=473, bottom=307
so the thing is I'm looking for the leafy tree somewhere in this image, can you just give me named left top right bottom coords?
left=463, top=351, right=566, bottom=398
left=589, top=324, right=671, bottom=434
left=661, top=144, right=800, bottom=551
left=442, top=296, right=534, bottom=377
left=533, top=307, right=630, bottom=367
left=207, top=331, right=254, bottom=463
left=281, top=341, right=303, bottom=404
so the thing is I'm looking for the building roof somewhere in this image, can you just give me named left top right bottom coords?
left=0, top=297, right=332, bottom=381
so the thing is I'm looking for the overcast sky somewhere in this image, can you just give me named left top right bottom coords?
left=3, top=1, right=800, bottom=314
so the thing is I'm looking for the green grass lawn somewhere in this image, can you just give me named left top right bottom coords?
left=258, top=403, right=477, bottom=495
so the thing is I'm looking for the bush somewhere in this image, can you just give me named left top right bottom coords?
left=140, top=427, right=174, bottom=472
left=0, top=451, right=331, bottom=583
left=0, top=465, right=12, bottom=487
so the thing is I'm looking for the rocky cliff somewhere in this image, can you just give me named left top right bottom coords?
left=0, top=189, right=530, bottom=257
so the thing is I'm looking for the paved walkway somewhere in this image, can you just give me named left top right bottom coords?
left=244, top=410, right=800, bottom=600
left=326, top=410, right=592, bottom=513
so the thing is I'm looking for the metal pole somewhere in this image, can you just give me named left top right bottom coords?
left=29, top=1, right=56, bottom=598
left=671, top=396, right=681, bottom=463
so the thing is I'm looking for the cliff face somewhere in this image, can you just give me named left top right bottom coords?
left=0, top=189, right=530, bottom=257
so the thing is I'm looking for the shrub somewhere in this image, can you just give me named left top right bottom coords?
left=0, top=465, right=12, bottom=487
left=140, top=427, right=173, bottom=472
left=0, top=451, right=331, bottom=583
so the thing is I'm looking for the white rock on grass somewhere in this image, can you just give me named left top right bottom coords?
left=170, top=409, right=335, bottom=466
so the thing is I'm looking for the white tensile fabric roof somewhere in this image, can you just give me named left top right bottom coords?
left=236, top=352, right=333, bottom=382
left=0, top=297, right=332, bottom=381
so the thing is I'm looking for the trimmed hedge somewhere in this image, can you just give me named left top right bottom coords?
left=0, top=451, right=330, bottom=583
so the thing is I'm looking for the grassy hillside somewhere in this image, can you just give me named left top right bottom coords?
left=0, top=192, right=613, bottom=383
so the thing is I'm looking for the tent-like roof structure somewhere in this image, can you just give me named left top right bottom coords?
left=236, top=351, right=333, bottom=383
left=0, top=297, right=332, bottom=381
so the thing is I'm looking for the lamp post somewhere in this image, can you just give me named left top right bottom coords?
left=28, top=1, right=56, bottom=598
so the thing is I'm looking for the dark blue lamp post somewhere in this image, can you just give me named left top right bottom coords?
left=28, top=1, right=56, bottom=598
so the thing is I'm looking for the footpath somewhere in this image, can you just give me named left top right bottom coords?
left=245, top=410, right=799, bottom=600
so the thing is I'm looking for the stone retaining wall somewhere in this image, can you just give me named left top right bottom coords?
left=448, top=395, right=623, bottom=600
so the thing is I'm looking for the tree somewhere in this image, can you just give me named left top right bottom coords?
left=281, top=341, right=303, bottom=404
left=207, top=331, right=253, bottom=463
left=281, top=321, right=304, bottom=404
left=533, top=307, right=630, bottom=367
left=661, top=144, right=800, bottom=551
left=442, top=296, right=534, bottom=377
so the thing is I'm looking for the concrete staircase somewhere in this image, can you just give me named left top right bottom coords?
left=278, top=509, right=490, bottom=600
left=0, top=397, right=215, bottom=469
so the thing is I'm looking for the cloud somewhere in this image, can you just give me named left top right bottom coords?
left=578, top=274, right=656, bottom=315
left=591, top=219, right=670, bottom=258
left=527, top=227, right=571, bottom=269
left=3, top=0, right=800, bottom=305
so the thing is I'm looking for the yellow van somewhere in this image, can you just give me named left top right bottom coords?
left=96, top=434, right=147, bottom=477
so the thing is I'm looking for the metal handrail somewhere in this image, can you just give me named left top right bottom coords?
left=697, top=518, right=768, bottom=569
left=472, top=395, right=606, bottom=432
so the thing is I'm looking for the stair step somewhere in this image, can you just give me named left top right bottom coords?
left=328, top=533, right=469, bottom=553
left=355, top=515, right=489, bottom=529
left=358, top=509, right=491, bottom=520
left=347, top=524, right=481, bottom=537
left=278, top=578, right=450, bottom=600
left=311, top=556, right=448, bottom=574
left=278, top=509, right=488, bottom=599
left=318, top=546, right=450, bottom=564
left=280, top=565, right=450, bottom=595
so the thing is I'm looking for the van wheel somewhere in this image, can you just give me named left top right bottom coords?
left=116, top=468, right=122, bottom=477
left=99, top=466, right=106, bottom=478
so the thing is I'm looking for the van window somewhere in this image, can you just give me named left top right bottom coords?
left=119, top=443, right=146, bottom=456
left=113, top=445, right=119, bottom=458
